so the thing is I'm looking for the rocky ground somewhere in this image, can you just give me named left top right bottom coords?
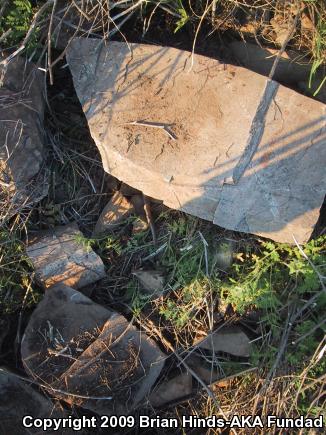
left=0, top=1, right=325, bottom=434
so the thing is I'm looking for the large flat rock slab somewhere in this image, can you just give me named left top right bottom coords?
left=67, top=38, right=326, bottom=243
left=21, top=284, right=165, bottom=416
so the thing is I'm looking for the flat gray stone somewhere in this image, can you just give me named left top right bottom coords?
left=21, top=284, right=165, bottom=416
left=26, top=223, right=106, bottom=289
left=67, top=38, right=326, bottom=243
left=0, top=369, right=70, bottom=435
left=0, top=56, right=47, bottom=215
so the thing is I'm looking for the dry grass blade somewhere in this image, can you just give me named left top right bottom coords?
left=47, top=0, right=58, bottom=85
left=0, top=0, right=55, bottom=67
left=0, top=368, right=113, bottom=400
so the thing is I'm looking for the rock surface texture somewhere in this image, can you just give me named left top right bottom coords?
left=0, top=369, right=70, bottom=435
left=0, top=56, right=47, bottom=215
left=67, top=38, right=326, bottom=243
left=93, top=191, right=134, bottom=235
left=21, top=284, right=165, bottom=416
left=26, top=223, right=106, bottom=289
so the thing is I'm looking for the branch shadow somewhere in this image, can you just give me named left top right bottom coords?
left=67, top=38, right=326, bottom=243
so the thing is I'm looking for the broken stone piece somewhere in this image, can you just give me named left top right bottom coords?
left=67, top=39, right=326, bottom=244
left=21, top=284, right=165, bottom=416
left=0, top=56, right=47, bottom=216
left=129, top=194, right=145, bottom=215
left=93, top=191, right=134, bottom=235
left=197, top=326, right=251, bottom=357
left=133, top=269, right=165, bottom=298
left=0, top=369, right=70, bottom=435
left=149, top=372, right=192, bottom=407
left=132, top=217, right=149, bottom=234
left=26, top=222, right=106, bottom=289
left=186, top=354, right=221, bottom=385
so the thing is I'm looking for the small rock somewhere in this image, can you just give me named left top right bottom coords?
left=197, top=326, right=251, bottom=357
left=21, top=284, right=165, bottom=416
left=149, top=372, right=192, bottom=407
left=26, top=222, right=106, bottom=289
left=186, top=354, right=221, bottom=385
left=133, top=269, right=165, bottom=298
left=129, top=194, right=145, bottom=215
left=132, top=217, right=149, bottom=234
left=0, top=368, right=70, bottom=435
left=93, top=191, right=134, bottom=235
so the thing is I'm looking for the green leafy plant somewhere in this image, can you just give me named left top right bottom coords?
left=221, top=237, right=325, bottom=315
left=74, top=233, right=122, bottom=256
left=0, top=0, right=34, bottom=47
left=174, top=0, right=189, bottom=33
left=309, top=15, right=326, bottom=96
left=0, top=229, right=40, bottom=314
left=159, top=277, right=214, bottom=329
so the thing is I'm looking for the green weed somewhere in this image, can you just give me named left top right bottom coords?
left=0, top=229, right=41, bottom=314
left=74, top=232, right=123, bottom=256
left=173, top=0, right=189, bottom=33
left=309, top=14, right=326, bottom=96
left=159, top=277, right=215, bottom=329
left=0, top=0, right=37, bottom=49
left=221, top=238, right=325, bottom=316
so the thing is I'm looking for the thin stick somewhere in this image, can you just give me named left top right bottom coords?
left=268, top=6, right=300, bottom=81
left=0, top=368, right=112, bottom=400
left=143, top=194, right=157, bottom=244
left=47, top=0, right=57, bottom=85
left=126, top=121, right=177, bottom=141
left=0, top=28, right=12, bottom=44
left=198, top=231, right=209, bottom=276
